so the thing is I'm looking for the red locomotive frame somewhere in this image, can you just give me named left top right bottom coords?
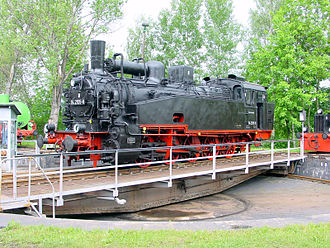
left=302, top=133, right=330, bottom=153
left=17, top=120, right=37, bottom=143
left=43, top=124, right=272, bottom=167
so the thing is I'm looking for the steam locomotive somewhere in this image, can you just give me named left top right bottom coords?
left=38, top=40, right=275, bottom=167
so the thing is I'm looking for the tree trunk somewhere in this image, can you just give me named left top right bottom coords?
left=292, top=123, right=296, bottom=147
left=49, top=84, right=62, bottom=129
left=285, top=120, right=290, bottom=139
left=316, top=84, right=319, bottom=111
left=49, top=62, right=66, bottom=129
left=5, top=62, right=16, bottom=96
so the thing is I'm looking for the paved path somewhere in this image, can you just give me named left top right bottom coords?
left=1, top=176, right=330, bottom=230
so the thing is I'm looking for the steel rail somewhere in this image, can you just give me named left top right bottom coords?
left=288, top=174, right=330, bottom=184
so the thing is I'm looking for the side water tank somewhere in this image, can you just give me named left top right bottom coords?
left=0, top=94, right=31, bottom=129
left=13, top=102, right=31, bottom=129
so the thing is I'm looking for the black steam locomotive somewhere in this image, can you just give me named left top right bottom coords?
left=38, top=40, right=274, bottom=167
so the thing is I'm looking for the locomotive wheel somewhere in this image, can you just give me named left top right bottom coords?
left=188, top=152, right=200, bottom=162
left=200, top=137, right=211, bottom=160
left=185, top=136, right=202, bottom=162
left=163, top=136, right=181, bottom=165
left=137, top=159, right=152, bottom=168
left=224, top=137, right=236, bottom=158
left=240, top=145, right=246, bottom=153
left=239, top=143, right=251, bottom=153
left=165, top=153, right=180, bottom=165
left=138, top=136, right=156, bottom=167
left=225, top=146, right=236, bottom=158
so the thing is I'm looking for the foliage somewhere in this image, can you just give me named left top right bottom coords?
left=248, top=0, right=283, bottom=48
left=126, top=0, right=242, bottom=79
left=126, top=17, right=157, bottom=63
left=156, top=0, right=204, bottom=76
left=203, top=0, right=242, bottom=77
left=0, top=5, right=30, bottom=99
left=246, top=0, right=329, bottom=138
left=243, top=0, right=283, bottom=68
left=0, top=222, right=329, bottom=247
left=0, top=0, right=125, bottom=127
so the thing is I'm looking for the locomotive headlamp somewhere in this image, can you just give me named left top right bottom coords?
left=70, top=79, right=75, bottom=86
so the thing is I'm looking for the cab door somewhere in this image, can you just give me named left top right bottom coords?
left=244, top=89, right=257, bottom=129
left=256, top=92, right=265, bottom=129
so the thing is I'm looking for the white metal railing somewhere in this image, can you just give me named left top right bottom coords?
left=0, top=139, right=305, bottom=218
left=0, top=156, right=56, bottom=218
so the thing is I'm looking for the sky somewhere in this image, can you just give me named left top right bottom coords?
left=104, top=0, right=256, bottom=53
left=98, top=0, right=329, bottom=87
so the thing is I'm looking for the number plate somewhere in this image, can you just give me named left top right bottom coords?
left=70, top=99, right=85, bottom=105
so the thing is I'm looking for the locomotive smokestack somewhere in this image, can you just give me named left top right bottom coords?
left=90, top=40, right=105, bottom=73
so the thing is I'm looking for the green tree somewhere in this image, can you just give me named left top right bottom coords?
left=0, top=0, right=125, bottom=127
left=126, top=17, right=157, bottom=62
left=249, top=0, right=283, bottom=48
left=246, top=0, right=329, bottom=138
left=126, top=0, right=204, bottom=76
left=243, top=0, right=283, bottom=65
left=0, top=9, right=29, bottom=99
left=126, top=0, right=241, bottom=80
left=203, top=0, right=242, bottom=77
left=156, top=0, right=204, bottom=75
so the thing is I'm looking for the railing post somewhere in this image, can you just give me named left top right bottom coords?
left=271, top=141, right=274, bottom=169
left=168, top=147, right=173, bottom=187
left=13, top=160, right=17, bottom=199
left=114, top=150, right=119, bottom=197
left=38, top=197, right=43, bottom=215
left=35, top=140, right=40, bottom=154
left=245, top=143, right=249, bottom=174
left=30, top=157, right=56, bottom=218
left=212, top=145, right=216, bottom=179
left=301, top=124, right=305, bottom=162
left=52, top=197, right=55, bottom=219
left=58, top=153, right=64, bottom=206
left=28, top=158, right=32, bottom=203
left=0, top=162, right=2, bottom=210
left=35, top=140, right=41, bottom=167
left=287, top=140, right=290, bottom=166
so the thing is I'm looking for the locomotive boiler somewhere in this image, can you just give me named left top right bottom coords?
left=38, top=40, right=275, bottom=167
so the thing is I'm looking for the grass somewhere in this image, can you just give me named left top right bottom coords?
left=17, top=141, right=37, bottom=149
left=0, top=222, right=329, bottom=247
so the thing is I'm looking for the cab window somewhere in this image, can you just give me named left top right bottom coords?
left=234, top=86, right=243, bottom=100
left=245, top=89, right=255, bottom=105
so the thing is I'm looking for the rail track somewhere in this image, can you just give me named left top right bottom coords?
left=1, top=152, right=282, bottom=189
left=287, top=174, right=330, bottom=184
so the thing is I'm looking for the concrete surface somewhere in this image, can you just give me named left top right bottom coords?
left=0, top=176, right=329, bottom=230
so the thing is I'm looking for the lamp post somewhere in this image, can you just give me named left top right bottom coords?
left=141, top=23, right=149, bottom=62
